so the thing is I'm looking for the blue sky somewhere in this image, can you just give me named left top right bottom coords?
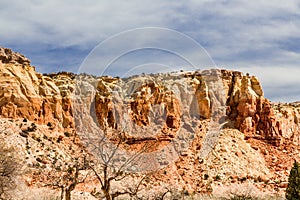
left=1, top=0, right=300, bottom=102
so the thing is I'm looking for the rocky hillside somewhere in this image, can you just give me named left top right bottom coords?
left=0, top=47, right=299, bottom=199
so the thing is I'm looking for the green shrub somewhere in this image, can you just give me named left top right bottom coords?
left=28, top=123, right=37, bottom=132
left=286, top=160, right=300, bottom=200
left=215, top=175, right=221, bottom=181
left=64, top=132, right=70, bottom=137
left=204, top=174, right=209, bottom=180
left=239, top=176, right=247, bottom=182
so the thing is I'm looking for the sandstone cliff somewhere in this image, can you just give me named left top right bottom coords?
left=0, top=47, right=299, bottom=198
left=0, top=47, right=74, bottom=132
left=1, top=47, right=299, bottom=147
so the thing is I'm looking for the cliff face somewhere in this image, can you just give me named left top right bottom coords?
left=224, top=71, right=300, bottom=146
left=272, top=102, right=300, bottom=145
left=0, top=47, right=74, bottom=132
left=0, top=47, right=299, bottom=147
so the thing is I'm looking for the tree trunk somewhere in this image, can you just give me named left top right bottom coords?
left=105, top=193, right=112, bottom=200
left=64, top=167, right=79, bottom=200
left=60, top=187, right=64, bottom=200
left=102, top=188, right=112, bottom=200
left=65, top=189, right=71, bottom=200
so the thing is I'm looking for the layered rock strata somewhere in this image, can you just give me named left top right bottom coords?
left=0, top=46, right=299, bottom=147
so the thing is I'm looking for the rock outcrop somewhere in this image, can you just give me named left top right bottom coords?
left=0, top=47, right=299, bottom=147
left=223, top=70, right=300, bottom=146
left=272, top=102, right=300, bottom=145
left=0, top=47, right=74, bottom=131
left=0, top=47, right=30, bottom=65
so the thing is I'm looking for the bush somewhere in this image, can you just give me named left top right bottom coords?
left=286, top=160, right=300, bottom=200
left=215, top=175, right=221, bottom=181
left=213, top=183, right=262, bottom=200
left=64, top=132, right=71, bottom=137
left=47, top=122, right=52, bottom=127
left=28, top=123, right=37, bottom=132
left=0, top=140, right=18, bottom=199
left=204, top=174, right=209, bottom=180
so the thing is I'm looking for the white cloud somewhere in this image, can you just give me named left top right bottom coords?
left=0, top=0, right=300, bottom=102
left=0, top=0, right=180, bottom=46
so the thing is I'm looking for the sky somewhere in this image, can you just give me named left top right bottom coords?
left=0, top=0, right=300, bottom=102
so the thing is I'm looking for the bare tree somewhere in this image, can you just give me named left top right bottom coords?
left=0, top=139, right=18, bottom=200
left=86, top=133, right=152, bottom=200
left=37, top=152, right=91, bottom=200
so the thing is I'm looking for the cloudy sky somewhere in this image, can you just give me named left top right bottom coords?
left=1, top=0, right=300, bottom=102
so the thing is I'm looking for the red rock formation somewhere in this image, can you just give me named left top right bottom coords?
left=223, top=70, right=300, bottom=146
left=93, top=76, right=183, bottom=142
left=0, top=47, right=299, bottom=148
left=0, top=47, right=74, bottom=131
